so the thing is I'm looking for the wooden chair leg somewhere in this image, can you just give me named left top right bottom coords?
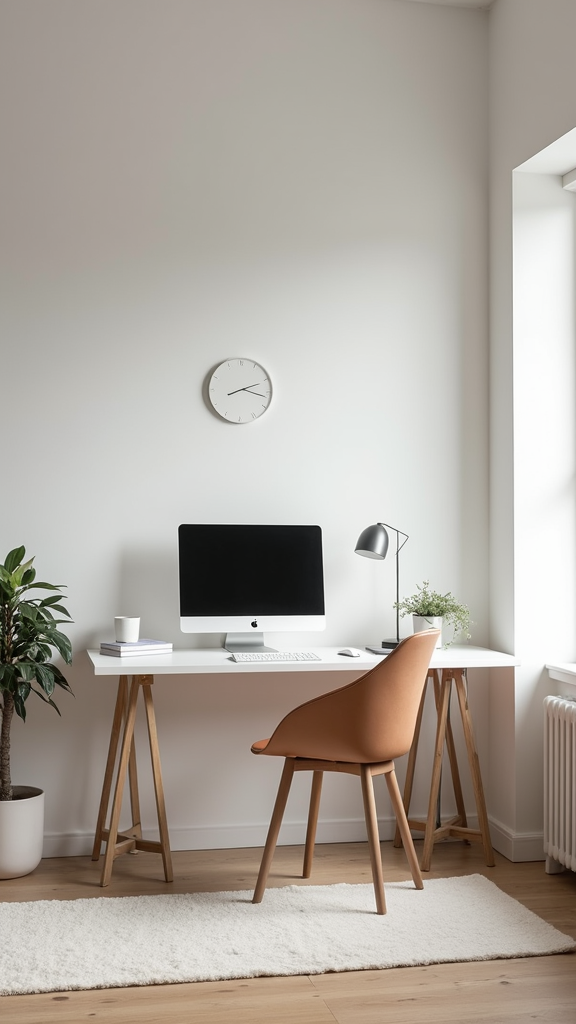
left=302, top=770, right=323, bottom=878
left=360, top=765, right=386, bottom=915
left=385, top=767, right=423, bottom=890
left=253, top=759, right=295, bottom=904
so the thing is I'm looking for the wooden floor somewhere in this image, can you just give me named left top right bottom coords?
left=2, top=840, right=575, bottom=1023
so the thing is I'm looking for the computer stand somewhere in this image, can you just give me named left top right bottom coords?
left=224, top=632, right=277, bottom=653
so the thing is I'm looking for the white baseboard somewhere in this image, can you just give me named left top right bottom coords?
left=43, top=814, right=545, bottom=863
left=42, top=815, right=400, bottom=859
left=43, top=832, right=97, bottom=858
left=489, top=816, right=545, bottom=863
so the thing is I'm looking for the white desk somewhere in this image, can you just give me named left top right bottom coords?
left=87, top=645, right=517, bottom=885
left=87, top=645, right=515, bottom=675
left=87, top=646, right=380, bottom=676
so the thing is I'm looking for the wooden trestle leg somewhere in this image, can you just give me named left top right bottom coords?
left=92, top=674, right=173, bottom=887
left=394, top=668, right=495, bottom=871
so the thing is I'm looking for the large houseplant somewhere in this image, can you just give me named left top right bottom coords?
left=0, top=546, right=72, bottom=877
left=395, top=580, right=471, bottom=648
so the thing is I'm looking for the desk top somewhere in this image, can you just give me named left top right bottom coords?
left=86, top=645, right=518, bottom=676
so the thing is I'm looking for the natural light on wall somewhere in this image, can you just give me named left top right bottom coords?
left=513, top=159, right=576, bottom=679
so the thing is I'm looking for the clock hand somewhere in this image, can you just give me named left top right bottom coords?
left=227, top=381, right=267, bottom=396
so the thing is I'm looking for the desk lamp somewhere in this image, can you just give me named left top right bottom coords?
left=355, top=522, right=409, bottom=650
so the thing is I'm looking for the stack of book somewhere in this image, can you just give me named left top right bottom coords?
left=99, top=638, right=173, bottom=658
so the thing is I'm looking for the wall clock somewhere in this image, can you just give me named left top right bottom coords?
left=208, top=358, right=272, bottom=423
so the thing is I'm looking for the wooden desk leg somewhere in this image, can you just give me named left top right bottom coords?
left=421, top=671, right=451, bottom=872
left=100, top=676, right=140, bottom=887
left=142, top=680, right=173, bottom=883
left=393, top=675, right=428, bottom=849
left=453, top=669, right=495, bottom=867
left=127, top=722, right=142, bottom=853
left=433, top=672, right=468, bottom=831
left=94, top=674, right=172, bottom=886
left=92, top=677, right=128, bottom=862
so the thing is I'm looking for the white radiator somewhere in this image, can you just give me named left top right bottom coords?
left=544, top=695, right=576, bottom=873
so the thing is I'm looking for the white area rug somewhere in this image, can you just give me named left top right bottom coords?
left=0, top=874, right=573, bottom=995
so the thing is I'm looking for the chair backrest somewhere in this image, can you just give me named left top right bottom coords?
left=257, top=629, right=440, bottom=763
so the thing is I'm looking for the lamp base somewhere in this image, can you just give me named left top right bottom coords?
left=366, top=641, right=398, bottom=655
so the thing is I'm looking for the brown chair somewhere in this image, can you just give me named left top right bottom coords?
left=250, top=629, right=440, bottom=914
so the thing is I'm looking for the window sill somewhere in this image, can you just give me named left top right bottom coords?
left=546, top=663, right=576, bottom=689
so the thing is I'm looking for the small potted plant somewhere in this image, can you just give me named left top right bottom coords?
left=395, top=580, right=471, bottom=648
left=0, top=546, right=72, bottom=878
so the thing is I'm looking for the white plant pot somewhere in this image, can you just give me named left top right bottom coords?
left=412, top=615, right=443, bottom=648
left=0, top=785, right=45, bottom=879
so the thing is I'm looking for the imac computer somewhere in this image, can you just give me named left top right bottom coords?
left=178, top=524, right=326, bottom=652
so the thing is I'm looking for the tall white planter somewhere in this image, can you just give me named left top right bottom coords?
left=412, top=615, right=443, bottom=648
left=0, top=786, right=44, bottom=879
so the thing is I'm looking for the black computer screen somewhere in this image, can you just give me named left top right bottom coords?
left=178, top=524, right=325, bottom=617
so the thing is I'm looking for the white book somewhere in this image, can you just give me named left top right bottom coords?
left=99, top=638, right=173, bottom=657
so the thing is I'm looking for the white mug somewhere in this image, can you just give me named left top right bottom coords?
left=114, top=616, right=140, bottom=643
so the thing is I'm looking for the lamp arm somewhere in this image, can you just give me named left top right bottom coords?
left=377, top=522, right=409, bottom=552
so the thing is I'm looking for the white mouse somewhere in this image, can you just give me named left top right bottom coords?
left=338, top=648, right=361, bottom=657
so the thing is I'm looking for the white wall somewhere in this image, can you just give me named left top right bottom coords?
left=1, top=0, right=489, bottom=856
left=489, top=0, right=576, bottom=858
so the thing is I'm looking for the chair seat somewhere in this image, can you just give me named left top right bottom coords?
left=251, top=739, right=269, bottom=754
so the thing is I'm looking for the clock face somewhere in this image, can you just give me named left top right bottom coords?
left=208, top=358, right=272, bottom=423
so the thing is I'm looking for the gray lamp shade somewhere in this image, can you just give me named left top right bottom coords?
left=355, top=523, right=390, bottom=560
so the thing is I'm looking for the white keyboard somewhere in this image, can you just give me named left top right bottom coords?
left=230, top=651, right=321, bottom=663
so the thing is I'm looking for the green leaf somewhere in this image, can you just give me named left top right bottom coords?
left=46, top=605, right=72, bottom=620
left=24, top=581, right=65, bottom=592
left=47, top=630, right=73, bottom=663
left=22, top=568, right=36, bottom=585
left=4, top=547, right=26, bottom=573
left=13, top=691, right=27, bottom=720
left=17, top=680, right=31, bottom=702
left=34, top=663, right=56, bottom=696
left=19, top=603, right=40, bottom=621
left=39, top=595, right=67, bottom=609
left=43, top=615, right=73, bottom=627
left=51, top=664, right=73, bottom=692
left=12, top=558, right=36, bottom=588
left=34, top=643, right=53, bottom=661
left=13, top=663, right=37, bottom=683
